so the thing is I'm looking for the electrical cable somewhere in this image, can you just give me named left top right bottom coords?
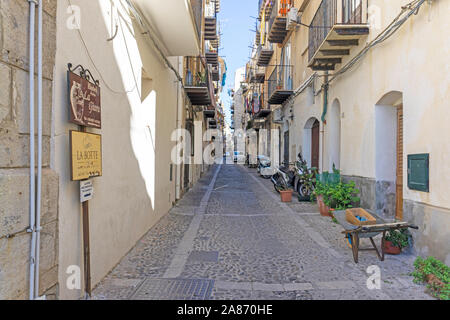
left=324, top=0, right=427, bottom=85
left=67, top=0, right=136, bottom=94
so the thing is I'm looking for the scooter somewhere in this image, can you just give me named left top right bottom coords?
left=257, top=155, right=273, bottom=179
left=295, top=153, right=316, bottom=199
left=271, top=162, right=296, bottom=193
left=271, top=153, right=316, bottom=195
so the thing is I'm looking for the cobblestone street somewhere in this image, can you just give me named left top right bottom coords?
left=92, top=164, right=433, bottom=300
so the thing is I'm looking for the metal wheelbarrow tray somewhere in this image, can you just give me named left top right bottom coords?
left=333, top=210, right=419, bottom=263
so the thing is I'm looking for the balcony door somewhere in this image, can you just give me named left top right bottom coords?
left=284, top=131, right=290, bottom=165
left=311, top=120, right=320, bottom=169
left=280, top=43, right=292, bottom=90
left=343, top=0, right=363, bottom=24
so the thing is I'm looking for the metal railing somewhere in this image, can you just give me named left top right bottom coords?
left=205, top=0, right=217, bottom=18
left=268, top=65, right=293, bottom=99
left=257, top=41, right=273, bottom=57
left=267, top=0, right=279, bottom=37
left=184, top=57, right=208, bottom=87
left=190, top=0, right=202, bottom=41
left=308, top=0, right=365, bottom=62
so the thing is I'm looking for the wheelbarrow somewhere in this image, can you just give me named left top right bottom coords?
left=333, top=210, right=419, bottom=263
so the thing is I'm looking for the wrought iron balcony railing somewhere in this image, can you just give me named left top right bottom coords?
left=267, top=65, right=293, bottom=105
left=256, top=42, right=274, bottom=67
left=184, top=57, right=214, bottom=106
left=308, top=0, right=369, bottom=70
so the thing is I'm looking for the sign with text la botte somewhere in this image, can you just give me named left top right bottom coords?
left=68, top=71, right=101, bottom=128
left=70, top=131, right=102, bottom=181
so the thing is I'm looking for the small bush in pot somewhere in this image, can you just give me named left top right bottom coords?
left=279, top=185, right=293, bottom=202
left=383, top=229, right=410, bottom=254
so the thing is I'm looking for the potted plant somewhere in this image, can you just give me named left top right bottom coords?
left=313, top=180, right=360, bottom=217
left=279, top=185, right=293, bottom=202
left=313, top=182, right=332, bottom=216
left=383, top=229, right=410, bottom=254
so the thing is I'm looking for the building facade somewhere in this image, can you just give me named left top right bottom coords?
left=0, top=0, right=224, bottom=300
left=244, top=0, right=449, bottom=263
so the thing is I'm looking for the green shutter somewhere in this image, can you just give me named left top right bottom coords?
left=407, top=154, right=429, bottom=192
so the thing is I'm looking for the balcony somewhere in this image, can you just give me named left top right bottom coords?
left=211, top=65, right=220, bottom=81
left=258, top=0, right=274, bottom=20
left=209, top=119, right=218, bottom=129
left=205, top=46, right=219, bottom=66
left=268, top=0, right=289, bottom=44
left=204, top=106, right=216, bottom=118
left=132, top=0, right=201, bottom=56
left=205, top=0, right=218, bottom=40
left=184, top=57, right=213, bottom=106
left=256, top=42, right=274, bottom=67
left=254, top=109, right=272, bottom=119
left=308, top=0, right=369, bottom=71
left=250, top=65, right=266, bottom=84
left=268, top=65, right=293, bottom=105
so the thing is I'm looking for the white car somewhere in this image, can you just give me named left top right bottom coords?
left=233, top=151, right=245, bottom=163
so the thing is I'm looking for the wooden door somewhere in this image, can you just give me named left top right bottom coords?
left=284, top=131, right=290, bottom=165
left=396, top=105, right=403, bottom=220
left=311, top=120, right=320, bottom=169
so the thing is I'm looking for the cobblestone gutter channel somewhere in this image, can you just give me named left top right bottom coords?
left=92, top=164, right=433, bottom=300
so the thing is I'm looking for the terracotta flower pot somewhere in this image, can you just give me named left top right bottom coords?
left=317, top=195, right=332, bottom=217
left=280, top=190, right=293, bottom=202
left=383, top=240, right=402, bottom=255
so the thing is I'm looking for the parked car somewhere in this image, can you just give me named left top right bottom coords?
left=233, top=151, right=245, bottom=163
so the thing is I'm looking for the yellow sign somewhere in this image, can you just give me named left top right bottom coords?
left=70, top=131, right=102, bottom=181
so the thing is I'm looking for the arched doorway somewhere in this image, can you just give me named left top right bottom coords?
left=375, top=91, right=403, bottom=219
left=283, top=120, right=290, bottom=165
left=329, top=99, right=341, bottom=171
left=303, top=117, right=320, bottom=169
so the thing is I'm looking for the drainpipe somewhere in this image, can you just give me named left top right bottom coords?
left=27, top=0, right=37, bottom=301
left=321, top=72, right=329, bottom=173
left=34, top=0, right=44, bottom=299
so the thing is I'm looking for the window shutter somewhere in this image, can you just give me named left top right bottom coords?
left=407, top=154, right=429, bottom=192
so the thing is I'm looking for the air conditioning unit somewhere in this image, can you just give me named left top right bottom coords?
left=286, top=7, right=299, bottom=30
left=272, top=108, right=284, bottom=124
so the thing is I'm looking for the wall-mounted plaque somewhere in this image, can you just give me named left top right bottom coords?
left=70, top=131, right=102, bottom=181
left=68, top=71, right=101, bottom=128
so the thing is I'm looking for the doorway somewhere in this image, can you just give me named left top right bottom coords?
left=284, top=131, right=290, bottom=165
left=375, top=91, right=403, bottom=219
left=303, top=117, right=320, bottom=169
left=311, top=120, right=320, bottom=169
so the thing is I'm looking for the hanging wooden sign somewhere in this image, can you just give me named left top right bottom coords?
left=70, top=131, right=102, bottom=181
left=68, top=66, right=101, bottom=128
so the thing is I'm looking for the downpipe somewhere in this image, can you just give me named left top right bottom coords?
left=27, top=0, right=37, bottom=301
left=34, top=0, right=44, bottom=300
left=27, top=0, right=44, bottom=300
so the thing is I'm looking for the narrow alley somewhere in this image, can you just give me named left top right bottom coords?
left=93, top=164, right=431, bottom=300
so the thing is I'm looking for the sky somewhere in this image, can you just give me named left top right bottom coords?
left=218, top=0, right=258, bottom=125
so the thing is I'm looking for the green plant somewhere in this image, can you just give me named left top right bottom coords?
left=278, top=185, right=292, bottom=192
left=314, top=181, right=360, bottom=210
left=384, top=228, right=410, bottom=248
left=411, top=256, right=450, bottom=300
left=196, top=71, right=206, bottom=85
left=295, top=156, right=317, bottom=199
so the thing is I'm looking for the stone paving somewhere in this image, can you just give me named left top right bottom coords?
left=92, top=164, right=434, bottom=300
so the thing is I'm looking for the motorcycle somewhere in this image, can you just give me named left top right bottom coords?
left=271, top=153, right=316, bottom=196
left=257, top=155, right=273, bottom=179
left=271, top=162, right=296, bottom=193
left=295, top=153, right=317, bottom=200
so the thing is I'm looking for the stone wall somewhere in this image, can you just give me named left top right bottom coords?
left=0, top=0, right=58, bottom=299
left=403, top=200, right=450, bottom=265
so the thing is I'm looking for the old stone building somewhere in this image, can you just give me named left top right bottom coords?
left=245, top=0, right=449, bottom=263
left=0, top=0, right=224, bottom=300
